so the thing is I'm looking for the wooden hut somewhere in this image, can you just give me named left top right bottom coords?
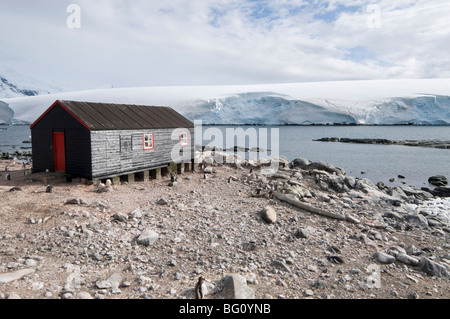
left=30, top=100, right=194, bottom=181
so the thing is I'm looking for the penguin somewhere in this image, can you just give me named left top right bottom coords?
left=46, top=185, right=53, bottom=193
left=5, top=174, right=11, bottom=181
left=194, top=276, right=205, bottom=299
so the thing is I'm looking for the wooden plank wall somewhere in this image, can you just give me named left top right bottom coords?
left=91, top=128, right=194, bottom=179
left=31, top=104, right=92, bottom=177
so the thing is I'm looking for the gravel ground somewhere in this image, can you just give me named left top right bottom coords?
left=0, top=158, right=448, bottom=300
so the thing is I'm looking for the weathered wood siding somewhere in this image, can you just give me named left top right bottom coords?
left=91, top=128, right=194, bottom=179
left=31, top=104, right=92, bottom=178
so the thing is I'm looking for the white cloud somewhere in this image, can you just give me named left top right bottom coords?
left=0, top=0, right=449, bottom=90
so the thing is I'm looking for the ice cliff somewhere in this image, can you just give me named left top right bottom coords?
left=1, top=79, right=449, bottom=125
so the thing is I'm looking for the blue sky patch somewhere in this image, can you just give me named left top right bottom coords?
left=344, top=46, right=375, bottom=63
left=313, top=4, right=361, bottom=23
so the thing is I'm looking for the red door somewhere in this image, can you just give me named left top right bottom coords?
left=53, top=132, right=66, bottom=172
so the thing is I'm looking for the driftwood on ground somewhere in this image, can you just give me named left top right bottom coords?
left=273, top=191, right=348, bottom=222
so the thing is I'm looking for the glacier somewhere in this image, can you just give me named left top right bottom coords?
left=0, top=71, right=64, bottom=99
left=0, top=78, right=449, bottom=125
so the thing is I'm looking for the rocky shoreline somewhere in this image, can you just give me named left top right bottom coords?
left=315, top=137, right=450, bottom=150
left=0, top=154, right=448, bottom=300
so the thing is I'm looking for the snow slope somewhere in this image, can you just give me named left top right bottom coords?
left=0, top=78, right=449, bottom=125
left=0, top=71, right=63, bottom=99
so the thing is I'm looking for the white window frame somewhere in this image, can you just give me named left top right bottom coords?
left=180, top=131, right=189, bottom=146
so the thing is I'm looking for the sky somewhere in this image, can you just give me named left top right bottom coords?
left=0, top=0, right=449, bottom=91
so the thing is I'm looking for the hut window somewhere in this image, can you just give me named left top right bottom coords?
left=143, top=133, right=154, bottom=150
left=180, top=132, right=189, bottom=146
left=120, top=135, right=132, bottom=153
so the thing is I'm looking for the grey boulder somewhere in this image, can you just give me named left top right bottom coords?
left=419, top=257, right=449, bottom=278
left=136, top=229, right=159, bottom=247
left=220, top=274, right=255, bottom=299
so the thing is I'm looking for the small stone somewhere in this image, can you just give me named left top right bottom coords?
left=246, top=273, right=259, bottom=285
left=351, top=269, right=362, bottom=276
left=327, top=256, right=344, bottom=265
left=271, top=260, right=292, bottom=273
left=304, top=290, right=314, bottom=296
left=96, top=280, right=112, bottom=289
left=25, top=259, right=37, bottom=267
left=396, top=254, right=419, bottom=266
left=260, top=206, right=277, bottom=224
left=383, top=211, right=402, bottom=220
left=136, top=229, right=159, bottom=247
left=8, top=293, right=21, bottom=299
left=405, top=245, right=422, bottom=256
left=106, top=273, right=122, bottom=291
left=156, top=198, right=168, bottom=205
left=428, top=175, right=448, bottom=187
left=408, top=291, right=419, bottom=299
left=294, top=228, right=309, bottom=239
left=404, top=214, right=429, bottom=227
left=169, top=260, right=177, bottom=267
left=76, top=292, right=93, bottom=299
left=61, top=293, right=73, bottom=299
left=310, top=280, right=327, bottom=289
left=129, top=208, right=143, bottom=219
left=307, top=265, right=318, bottom=272
left=113, top=212, right=128, bottom=222
left=373, top=252, right=396, bottom=264
left=64, top=198, right=80, bottom=205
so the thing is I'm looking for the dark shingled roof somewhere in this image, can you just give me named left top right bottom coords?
left=35, top=100, right=194, bottom=131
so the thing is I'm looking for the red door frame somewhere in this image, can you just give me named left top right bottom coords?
left=53, top=132, right=66, bottom=172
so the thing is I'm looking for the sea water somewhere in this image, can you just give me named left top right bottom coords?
left=0, top=125, right=32, bottom=153
left=201, top=125, right=450, bottom=190
left=1, top=124, right=449, bottom=189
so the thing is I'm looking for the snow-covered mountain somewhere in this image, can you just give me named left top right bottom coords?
left=0, top=71, right=63, bottom=99
left=0, top=78, right=449, bottom=125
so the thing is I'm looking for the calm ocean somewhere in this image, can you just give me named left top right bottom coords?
left=200, top=125, right=450, bottom=190
left=1, top=124, right=449, bottom=189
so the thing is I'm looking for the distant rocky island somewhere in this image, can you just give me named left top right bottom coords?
left=315, top=138, right=450, bottom=150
